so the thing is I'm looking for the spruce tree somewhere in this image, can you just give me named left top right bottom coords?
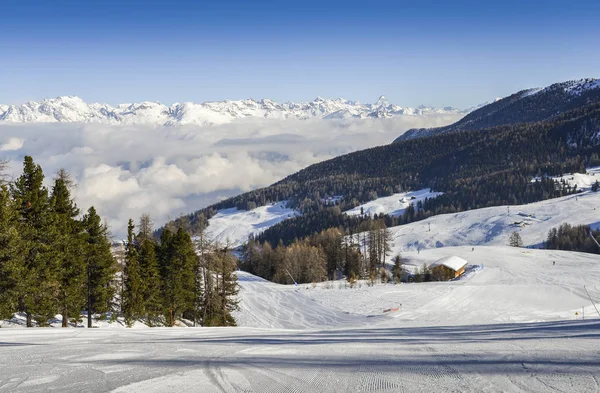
left=509, top=231, right=524, bottom=247
left=123, top=219, right=144, bottom=326
left=50, top=173, right=86, bottom=327
left=82, top=206, right=116, bottom=328
left=11, top=156, right=56, bottom=327
left=392, top=254, right=403, bottom=283
left=0, top=185, right=24, bottom=320
left=160, top=228, right=196, bottom=326
left=136, top=215, right=162, bottom=326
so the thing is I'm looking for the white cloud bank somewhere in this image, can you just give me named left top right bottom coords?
left=0, top=114, right=461, bottom=237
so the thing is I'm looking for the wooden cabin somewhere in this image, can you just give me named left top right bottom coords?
left=430, top=256, right=467, bottom=279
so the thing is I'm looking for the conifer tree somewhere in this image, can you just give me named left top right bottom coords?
left=159, top=227, right=196, bottom=326
left=137, top=215, right=162, bottom=325
left=50, top=173, right=86, bottom=327
left=82, top=206, right=116, bottom=328
left=392, top=255, right=403, bottom=283
left=214, top=248, right=239, bottom=326
left=0, top=185, right=24, bottom=319
left=509, top=231, right=524, bottom=247
left=11, top=156, right=56, bottom=327
left=123, top=219, right=144, bottom=326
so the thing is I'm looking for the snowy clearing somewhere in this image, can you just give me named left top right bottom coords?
left=532, top=166, right=600, bottom=191
left=345, top=189, right=443, bottom=218
left=204, top=202, right=299, bottom=247
left=380, top=189, right=600, bottom=254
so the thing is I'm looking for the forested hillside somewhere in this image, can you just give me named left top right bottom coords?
left=395, top=78, right=600, bottom=141
left=171, top=100, right=600, bottom=249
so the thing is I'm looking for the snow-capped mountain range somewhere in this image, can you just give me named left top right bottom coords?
left=0, top=95, right=467, bottom=127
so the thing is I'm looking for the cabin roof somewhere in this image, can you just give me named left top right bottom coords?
left=431, top=256, right=468, bottom=271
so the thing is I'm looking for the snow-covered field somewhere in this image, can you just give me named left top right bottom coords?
left=2, top=245, right=600, bottom=392
left=345, top=188, right=443, bottom=217
left=205, top=202, right=299, bottom=247
left=381, top=189, right=600, bottom=254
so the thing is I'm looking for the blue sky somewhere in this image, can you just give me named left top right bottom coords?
left=1, top=0, right=599, bottom=108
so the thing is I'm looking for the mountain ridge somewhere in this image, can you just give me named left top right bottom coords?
left=394, top=78, right=600, bottom=142
left=0, top=95, right=467, bottom=127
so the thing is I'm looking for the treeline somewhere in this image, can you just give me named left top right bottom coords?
left=242, top=221, right=392, bottom=284
left=0, top=157, right=115, bottom=327
left=545, top=223, right=600, bottom=254
left=121, top=217, right=239, bottom=327
left=0, top=156, right=239, bottom=328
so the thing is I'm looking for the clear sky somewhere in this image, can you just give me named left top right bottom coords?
left=1, top=0, right=599, bottom=108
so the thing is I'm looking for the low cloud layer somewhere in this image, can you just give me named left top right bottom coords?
left=0, top=114, right=461, bottom=237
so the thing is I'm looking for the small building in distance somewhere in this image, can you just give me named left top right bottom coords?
left=430, top=256, right=467, bottom=279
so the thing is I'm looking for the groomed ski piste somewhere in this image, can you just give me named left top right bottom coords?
left=2, top=179, right=600, bottom=391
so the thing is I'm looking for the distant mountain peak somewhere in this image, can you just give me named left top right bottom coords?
left=0, top=95, right=466, bottom=126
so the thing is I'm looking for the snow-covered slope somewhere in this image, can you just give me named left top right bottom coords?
left=205, top=202, right=299, bottom=248
left=345, top=189, right=443, bottom=217
left=299, top=246, right=600, bottom=327
left=233, top=271, right=380, bottom=329
left=383, top=188, right=600, bottom=254
left=0, top=95, right=467, bottom=126
left=343, top=168, right=600, bottom=255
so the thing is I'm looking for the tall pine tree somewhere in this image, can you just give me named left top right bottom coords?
left=82, top=206, right=116, bottom=328
left=137, top=215, right=162, bottom=326
left=159, top=227, right=196, bottom=326
left=0, top=184, right=24, bottom=320
left=123, top=219, right=144, bottom=326
left=11, top=156, right=56, bottom=327
left=50, top=172, right=85, bottom=327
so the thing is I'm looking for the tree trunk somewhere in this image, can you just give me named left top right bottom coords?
left=26, top=312, right=32, bottom=328
left=87, top=266, right=92, bottom=328
left=62, top=310, right=68, bottom=328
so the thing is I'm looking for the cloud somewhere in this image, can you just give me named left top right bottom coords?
left=0, top=114, right=461, bottom=237
left=0, top=137, right=24, bottom=151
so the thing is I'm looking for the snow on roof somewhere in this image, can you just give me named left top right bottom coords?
left=431, top=256, right=468, bottom=271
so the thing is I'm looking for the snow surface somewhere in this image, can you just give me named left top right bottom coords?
left=2, top=245, right=600, bottom=392
left=0, top=96, right=467, bottom=126
left=204, top=202, right=299, bottom=248
left=532, top=166, right=600, bottom=191
left=345, top=189, right=443, bottom=217
left=378, top=188, right=600, bottom=254
left=297, top=246, right=600, bottom=326
left=524, top=78, right=600, bottom=98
